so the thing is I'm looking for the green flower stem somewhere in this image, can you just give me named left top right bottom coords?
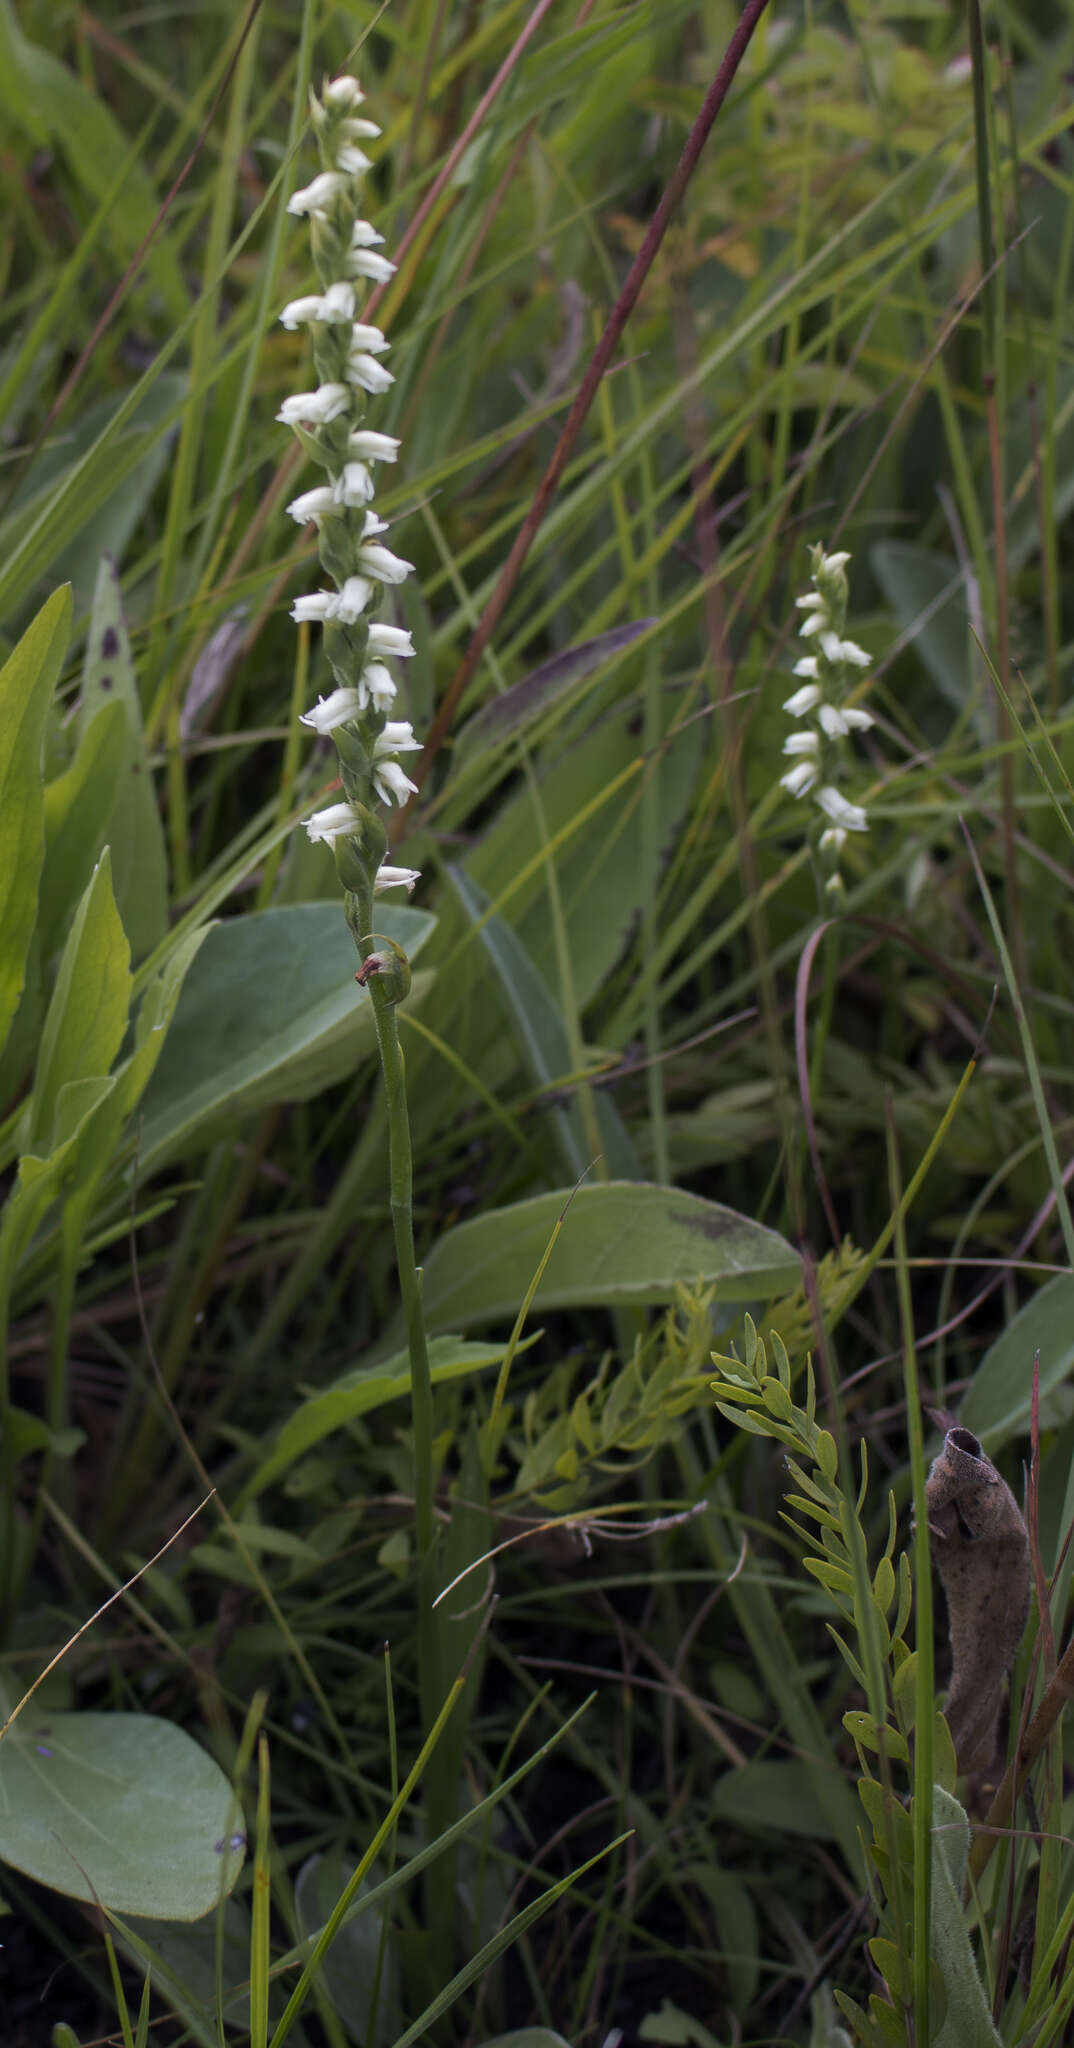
left=349, top=884, right=442, bottom=1728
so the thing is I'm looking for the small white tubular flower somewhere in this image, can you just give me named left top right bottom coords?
left=277, top=383, right=350, bottom=426
left=816, top=786, right=868, bottom=832
left=799, top=610, right=825, bottom=637
left=795, top=591, right=825, bottom=612
left=349, top=322, right=390, bottom=355
left=336, top=142, right=374, bottom=175
left=340, top=115, right=381, bottom=140
left=379, top=719, right=421, bottom=753
left=299, top=688, right=362, bottom=733
left=374, top=863, right=421, bottom=894
left=333, top=462, right=375, bottom=505
left=358, top=542, right=413, bottom=585
left=780, top=760, right=820, bottom=799
left=286, top=485, right=338, bottom=524
left=291, top=590, right=338, bottom=623
left=357, top=661, right=398, bottom=710
left=373, top=758, right=419, bottom=806
left=361, top=511, right=390, bottom=538
left=792, top=657, right=820, bottom=680
left=783, top=683, right=822, bottom=717
left=817, top=550, right=850, bottom=573
left=820, top=630, right=870, bottom=667
left=818, top=704, right=850, bottom=739
left=783, top=730, right=819, bottom=757
left=347, top=246, right=397, bottom=284
left=372, top=723, right=421, bottom=807
left=305, top=800, right=364, bottom=843
left=335, top=575, right=374, bottom=621
left=288, top=170, right=350, bottom=218
left=819, top=827, right=847, bottom=854
left=279, top=295, right=329, bottom=330
left=347, top=352, right=395, bottom=394
left=841, top=706, right=874, bottom=731
left=347, top=429, right=400, bottom=462
left=323, top=75, right=364, bottom=108
left=351, top=219, right=385, bottom=246
left=366, top=623, right=415, bottom=657
left=279, top=282, right=356, bottom=329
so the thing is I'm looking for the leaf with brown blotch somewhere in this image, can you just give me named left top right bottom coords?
left=926, top=1426, right=1030, bottom=1775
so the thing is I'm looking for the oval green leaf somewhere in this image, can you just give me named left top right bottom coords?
left=420, top=1183, right=800, bottom=1331
left=0, top=1705, right=243, bottom=1917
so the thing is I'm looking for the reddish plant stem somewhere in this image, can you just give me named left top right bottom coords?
left=393, top=0, right=774, bottom=828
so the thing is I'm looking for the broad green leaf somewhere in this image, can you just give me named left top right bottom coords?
left=453, top=621, right=655, bottom=764
left=27, top=849, right=131, bottom=1155
left=240, top=1337, right=511, bottom=1506
left=136, top=902, right=435, bottom=1175
left=78, top=560, right=168, bottom=959
left=448, top=865, right=640, bottom=1180
left=115, top=1900, right=259, bottom=2045
left=710, top=1759, right=839, bottom=1839
left=958, top=1272, right=1074, bottom=1451
left=0, top=586, right=72, bottom=1066
left=930, top=1786, right=1001, bottom=2048
left=294, top=1854, right=400, bottom=2047
left=40, top=697, right=127, bottom=960
left=420, top=1184, right=801, bottom=1331
left=870, top=543, right=978, bottom=725
left=0, top=1698, right=243, bottom=1918
left=478, top=2036, right=573, bottom=2048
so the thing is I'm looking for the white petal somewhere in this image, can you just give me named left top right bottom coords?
left=799, top=611, right=824, bottom=637
left=818, top=704, right=850, bottom=739
left=366, top=623, right=415, bottom=657
left=783, top=730, right=819, bottom=756
left=305, top=800, right=363, bottom=843
left=334, top=576, right=373, bottom=622
left=350, top=221, right=385, bottom=247
left=373, top=758, right=419, bottom=806
left=841, top=706, right=874, bottom=730
left=291, top=591, right=337, bottom=622
left=816, top=786, right=868, bottom=832
left=299, top=688, right=363, bottom=733
left=285, top=486, right=337, bottom=524
left=819, top=827, right=847, bottom=853
left=349, top=321, right=390, bottom=354
left=347, top=352, right=395, bottom=394
left=792, top=657, right=820, bottom=680
left=340, top=117, right=381, bottom=141
left=376, top=720, right=421, bottom=754
left=374, top=863, right=420, bottom=894
left=783, top=683, right=821, bottom=716
left=336, top=144, right=373, bottom=175
left=819, top=551, right=850, bottom=572
left=333, top=462, right=375, bottom=505
left=347, top=429, right=400, bottom=462
left=347, top=249, right=397, bottom=283
left=795, top=592, right=825, bottom=610
left=357, top=661, right=397, bottom=710
left=279, top=295, right=328, bottom=330
left=288, top=170, right=349, bottom=217
left=276, top=383, right=350, bottom=426
left=780, top=761, right=819, bottom=798
left=358, top=543, right=413, bottom=585
left=323, top=76, right=364, bottom=108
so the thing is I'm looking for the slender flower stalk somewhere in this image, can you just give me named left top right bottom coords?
left=780, top=545, right=874, bottom=900
left=280, top=74, right=440, bottom=1718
